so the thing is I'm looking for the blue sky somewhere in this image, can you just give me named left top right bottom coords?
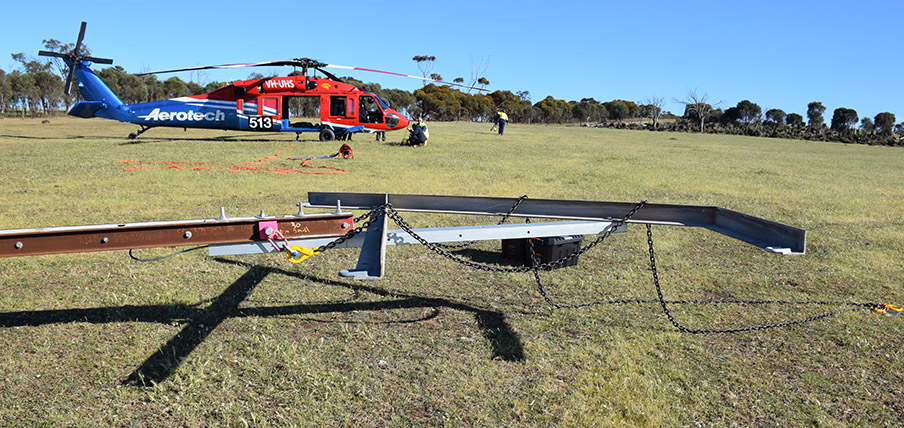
left=3, top=0, right=902, bottom=122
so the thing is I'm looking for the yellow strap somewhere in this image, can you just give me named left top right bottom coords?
left=286, top=245, right=319, bottom=264
left=873, top=304, right=902, bottom=314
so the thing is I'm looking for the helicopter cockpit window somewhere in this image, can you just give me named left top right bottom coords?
left=330, top=96, right=347, bottom=117
left=359, top=95, right=383, bottom=124
left=363, top=92, right=390, bottom=110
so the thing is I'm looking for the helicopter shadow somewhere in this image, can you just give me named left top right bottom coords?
left=116, top=135, right=321, bottom=145
left=0, top=257, right=525, bottom=386
left=0, top=133, right=311, bottom=145
left=0, top=134, right=123, bottom=142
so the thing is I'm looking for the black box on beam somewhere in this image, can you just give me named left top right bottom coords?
left=501, top=235, right=584, bottom=268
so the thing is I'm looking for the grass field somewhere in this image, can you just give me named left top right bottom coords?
left=1, top=117, right=902, bottom=427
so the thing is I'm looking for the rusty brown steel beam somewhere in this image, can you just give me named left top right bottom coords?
left=0, top=213, right=353, bottom=258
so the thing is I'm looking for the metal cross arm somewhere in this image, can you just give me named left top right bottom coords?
left=306, top=192, right=806, bottom=255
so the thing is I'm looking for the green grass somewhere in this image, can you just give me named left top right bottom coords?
left=1, top=117, right=902, bottom=427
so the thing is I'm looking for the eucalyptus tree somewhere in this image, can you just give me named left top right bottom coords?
left=830, top=107, right=858, bottom=131
left=765, top=108, right=786, bottom=125
left=874, top=112, right=896, bottom=134
left=786, top=113, right=804, bottom=126
left=807, top=101, right=825, bottom=128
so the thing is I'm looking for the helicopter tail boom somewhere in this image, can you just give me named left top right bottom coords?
left=64, top=60, right=134, bottom=122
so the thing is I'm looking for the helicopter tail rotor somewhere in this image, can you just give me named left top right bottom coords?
left=38, top=22, right=113, bottom=95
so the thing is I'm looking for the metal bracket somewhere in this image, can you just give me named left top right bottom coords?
left=338, top=196, right=388, bottom=280
left=257, top=221, right=279, bottom=239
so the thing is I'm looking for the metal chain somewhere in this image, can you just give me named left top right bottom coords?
left=382, top=199, right=648, bottom=274
left=315, top=205, right=387, bottom=253
left=520, top=209, right=879, bottom=330
left=644, top=224, right=879, bottom=333
left=533, top=200, right=648, bottom=271
left=384, top=204, right=530, bottom=273
left=314, top=199, right=882, bottom=334
left=435, top=195, right=530, bottom=250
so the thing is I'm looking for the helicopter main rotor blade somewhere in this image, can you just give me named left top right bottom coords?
left=324, top=64, right=489, bottom=92
left=137, top=57, right=489, bottom=92
left=311, top=67, right=342, bottom=82
left=82, top=56, right=113, bottom=64
left=135, top=60, right=313, bottom=76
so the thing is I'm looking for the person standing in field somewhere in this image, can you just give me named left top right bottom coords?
left=497, top=110, right=509, bottom=135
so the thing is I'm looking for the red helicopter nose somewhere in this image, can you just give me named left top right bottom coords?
left=385, top=110, right=408, bottom=130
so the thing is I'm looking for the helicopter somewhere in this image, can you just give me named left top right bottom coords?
left=39, top=22, right=482, bottom=141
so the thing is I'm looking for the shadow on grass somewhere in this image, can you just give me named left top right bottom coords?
left=0, top=257, right=524, bottom=386
left=115, top=135, right=317, bottom=145
left=451, top=247, right=527, bottom=268
left=0, top=134, right=124, bottom=141
left=0, top=133, right=312, bottom=144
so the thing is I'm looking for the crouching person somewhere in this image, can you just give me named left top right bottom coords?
left=402, top=117, right=428, bottom=146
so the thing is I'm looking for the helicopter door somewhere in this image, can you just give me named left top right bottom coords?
left=327, top=96, right=355, bottom=126
left=284, top=95, right=320, bottom=128
left=328, top=96, right=347, bottom=117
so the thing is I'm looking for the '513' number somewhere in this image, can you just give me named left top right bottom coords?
left=249, top=116, right=274, bottom=130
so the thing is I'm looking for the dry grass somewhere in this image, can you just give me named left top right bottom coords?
left=0, top=117, right=902, bottom=427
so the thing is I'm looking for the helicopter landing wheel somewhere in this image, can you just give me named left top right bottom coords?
left=128, top=126, right=153, bottom=140
left=319, top=128, right=335, bottom=141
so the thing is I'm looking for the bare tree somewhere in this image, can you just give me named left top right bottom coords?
left=643, top=96, right=665, bottom=129
left=676, top=89, right=720, bottom=133
left=412, top=55, right=436, bottom=86
left=467, top=57, right=489, bottom=94
left=189, top=69, right=209, bottom=86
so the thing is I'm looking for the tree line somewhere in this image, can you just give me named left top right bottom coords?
left=2, top=48, right=901, bottom=147
left=650, top=95, right=901, bottom=146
